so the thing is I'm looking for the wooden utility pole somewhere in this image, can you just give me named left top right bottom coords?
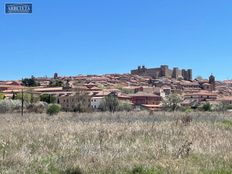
left=21, top=89, right=24, bottom=116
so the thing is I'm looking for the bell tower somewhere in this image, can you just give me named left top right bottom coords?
left=209, top=74, right=216, bottom=91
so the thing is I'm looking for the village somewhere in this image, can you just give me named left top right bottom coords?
left=0, top=64, right=232, bottom=112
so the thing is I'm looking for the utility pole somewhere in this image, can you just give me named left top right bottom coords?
left=21, top=89, right=24, bottom=116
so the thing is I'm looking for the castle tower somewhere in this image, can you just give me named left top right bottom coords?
left=182, top=69, right=187, bottom=80
left=172, top=67, right=178, bottom=79
left=160, top=65, right=168, bottom=77
left=187, top=69, right=192, bottom=81
left=209, top=74, right=216, bottom=91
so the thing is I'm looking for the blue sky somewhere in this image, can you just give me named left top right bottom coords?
left=1, top=0, right=232, bottom=80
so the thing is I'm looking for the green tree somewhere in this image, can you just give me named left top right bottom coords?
left=22, top=76, right=39, bottom=87
left=15, top=92, right=32, bottom=103
left=49, top=79, right=63, bottom=87
left=73, top=92, right=91, bottom=112
left=100, top=94, right=119, bottom=113
left=162, top=93, right=183, bottom=111
left=47, top=104, right=61, bottom=115
left=15, top=91, right=39, bottom=103
left=40, top=94, right=56, bottom=104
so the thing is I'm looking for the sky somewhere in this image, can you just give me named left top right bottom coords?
left=1, top=0, right=232, bottom=80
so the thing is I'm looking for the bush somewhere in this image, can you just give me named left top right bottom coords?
left=131, top=165, right=165, bottom=174
left=47, top=104, right=61, bottom=115
left=0, top=99, right=22, bottom=113
left=62, top=167, right=83, bottom=174
left=202, top=103, right=212, bottom=111
left=181, top=114, right=192, bottom=126
left=218, top=120, right=232, bottom=129
left=118, top=101, right=133, bottom=111
left=0, top=93, right=5, bottom=100
left=27, top=102, right=48, bottom=113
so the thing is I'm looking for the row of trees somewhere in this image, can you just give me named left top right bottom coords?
left=11, top=92, right=56, bottom=104
left=22, top=76, right=39, bottom=87
left=22, top=75, right=69, bottom=88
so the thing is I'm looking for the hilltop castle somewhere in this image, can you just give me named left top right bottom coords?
left=131, top=65, right=192, bottom=81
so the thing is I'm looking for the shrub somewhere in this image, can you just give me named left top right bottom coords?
left=62, top=167, right=83, bottom=174
left=218, top=120, right=232, bottom=129
left=226, top=104, right=232, bottom=110
left=131, top=165, right=165, bottom=174
left=47, top=104, right=61, bottom=115
left=181, top=114, right=192, bottom=126
left=0, top=99, right=22, bottom=113
left=0, top=93, right=5, bottom=100
left=202, top=103, right=212, bottom=111
left=27, top=102, right=48, bottom=113
left=118, top=101, right=133, bottom=111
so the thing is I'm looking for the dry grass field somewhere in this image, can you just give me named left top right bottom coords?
left=1, top=111, right=232, bottom=174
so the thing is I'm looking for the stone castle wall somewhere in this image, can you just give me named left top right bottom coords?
left=131, top=65, right=192, bottom=81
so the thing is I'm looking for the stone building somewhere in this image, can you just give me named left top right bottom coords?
left=131, top=65, right=192, bottom=81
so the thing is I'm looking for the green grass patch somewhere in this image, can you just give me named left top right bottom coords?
left=217, top=120, right=232, bottom=129
left=130, top=165, right=165, bottom=174
left=189, top=154, right=232, bottom=174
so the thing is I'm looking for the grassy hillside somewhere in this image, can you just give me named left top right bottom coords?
left=1, top=111, right=232, bottom=174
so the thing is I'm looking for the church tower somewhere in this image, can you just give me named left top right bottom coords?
left=209, top=74, right=216, bottom=91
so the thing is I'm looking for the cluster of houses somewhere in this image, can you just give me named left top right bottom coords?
left=1, top=68, right=232, bottom=111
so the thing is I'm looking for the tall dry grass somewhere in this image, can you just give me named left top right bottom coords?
left=0, top=111, right=232, bottom=174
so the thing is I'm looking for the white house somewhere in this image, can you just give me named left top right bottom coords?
left=91, top=96, right=104, bottom=109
